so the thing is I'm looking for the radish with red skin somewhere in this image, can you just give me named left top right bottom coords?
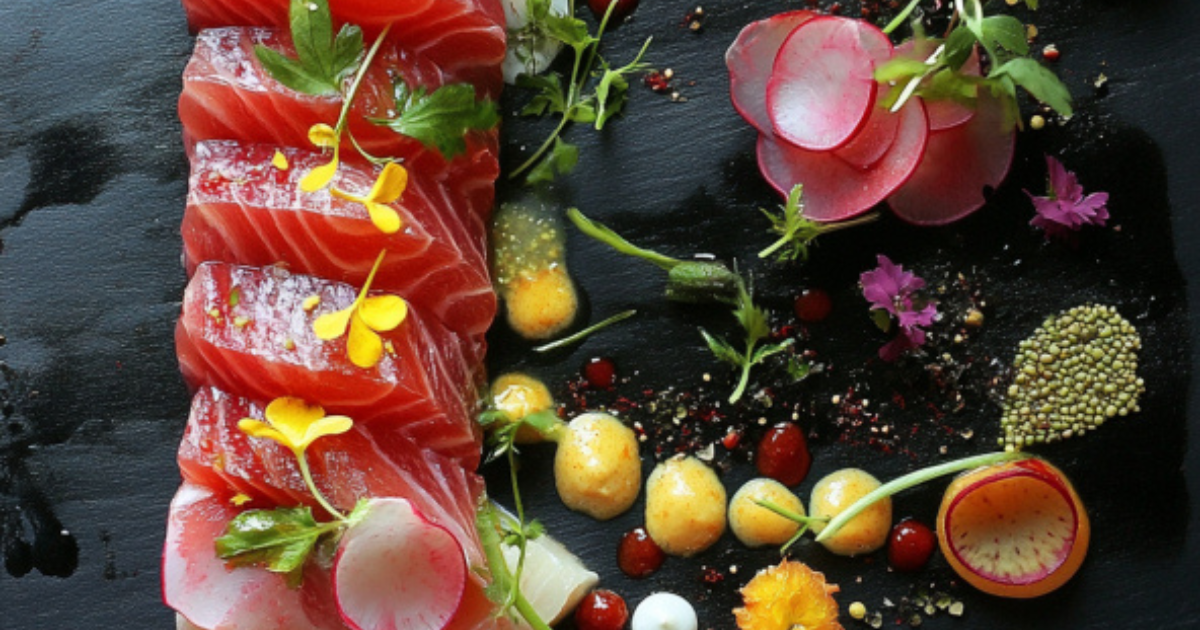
left=887, top=89, right=1016, bottom=225
left=725, top=11, right=817, bottom=134
left=333, top=498, right=467, bottom=630
left=766, top=17, right=881, bottom=151
left=757, top=97, right=929, bottom=222
left=894, top=42, right=982, bottom=131
left=832, top=91, right=901, bottom=170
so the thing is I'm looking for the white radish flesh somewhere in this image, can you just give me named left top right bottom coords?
left=757, top=98, right=929, bottom=222
left=833, top=92, right=901, bottom=170
left=766, top=17, right=880, bottom=151
left=887, top=90, right=1015, bottom=225
left=334, top=498, right=466, bottom=630
left=725, top=11, right=816, bottom=134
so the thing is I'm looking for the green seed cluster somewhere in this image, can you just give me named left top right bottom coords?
left=1000, top=304, right=1144, bottom=452
left=491, top=202, right=565, bottom=286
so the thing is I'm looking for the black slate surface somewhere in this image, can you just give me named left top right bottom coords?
left=0, top=1, right=1197, bottom=629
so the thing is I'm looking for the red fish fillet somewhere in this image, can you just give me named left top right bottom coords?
left=175, top=262, right=483, bottom=467
left=183, top=141, right=495, bottom=361
left=179, top=0, right=506, bottom=98
left=178, top=27, right=501, bottom=191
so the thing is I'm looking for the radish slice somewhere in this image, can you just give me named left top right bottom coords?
left=895, top=41, right=980, bottom=131
left=757, top=98, right=929, bottom=222
left=334, top=498, right=467, bottom=630
left=725, top=10, right=816, bottom=133
left=887, top=90, right=1015, bottom=225
left=766, top=17, right=881, bottom=151
left=833, top=94, right=901, bottom=170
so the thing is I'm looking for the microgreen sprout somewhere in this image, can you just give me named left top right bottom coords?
left=754, top=499, right=828, bottom=556
left=700, top=276, right=795, bottom=404
left=758, top=184, right=881, bottom=262
left=312, top=249, right=408, bottom=369
left=533, top=309, right=638, bottom=353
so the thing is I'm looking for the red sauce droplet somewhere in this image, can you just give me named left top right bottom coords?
left=888, top=518, right=936, bottom=572
left=583, top=356, right=617, bottom=389
left=575, top=589, right=629, bottom=630
left=617, top=527, right=666, bottom=578
left=755, top=422, right=812, bottom=486
left=793, top=288, right=832, bottom=323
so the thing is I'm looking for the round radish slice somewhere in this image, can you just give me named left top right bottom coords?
left=895, top=41, right=981, bottom=131
left=833, top=94, right=901, bottom=170
left=725, top=10, right=817, bottom=133
left=334, top=498, right=466, bottom=630
left=766, top=17, right=881, bottom=151
left=887, top=90, right=1015, bottom=225
left=758, top=98, right=929, bottom=222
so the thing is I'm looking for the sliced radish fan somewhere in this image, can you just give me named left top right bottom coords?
left=334, top=498, right=466, bottom=630
left=726, top=11, right=816, bottom=134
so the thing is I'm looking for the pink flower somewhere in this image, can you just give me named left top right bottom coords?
left=1026, top=155, right=1109, bottom=239
left=860, top=255, right=937, bottom=362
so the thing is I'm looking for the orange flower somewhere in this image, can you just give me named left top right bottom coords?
left=734, top=560, right=843, bottom=630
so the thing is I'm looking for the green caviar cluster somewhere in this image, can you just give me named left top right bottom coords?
left=491, top=202, right=565, bottom=286
left=1000, top=304, right=1145, bottom=452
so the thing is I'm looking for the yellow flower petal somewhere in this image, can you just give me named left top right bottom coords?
left=368, top=162, right=408, bottom=204
left=272, top=150, right=289, bottom=171
left=359, top=294, right=408, bottom=332
left=347, top=312, right=384, bottom=368
left=308, top=123, right=338, bottom=149
left=329, top=186, right=367, bottom=205
left=364, top=201, right=402, bottom=234
left=231, top=493, right=253, bottom=506
left=301, top=415, right=354, bottom=447
left=237, top=418, right=292, bottom=449
left=313, top=306, right=354, bottom=340
left=300, top=154, right=339, bottom=193
left=262, top=397, right=329, bottom=450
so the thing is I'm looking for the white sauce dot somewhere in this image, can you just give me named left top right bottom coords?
left=632, top=592, right=697, bottom=630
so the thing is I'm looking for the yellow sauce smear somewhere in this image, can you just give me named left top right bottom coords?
left=492, top=202, right=578, bottom=340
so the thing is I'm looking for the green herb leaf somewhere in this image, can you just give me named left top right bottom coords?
left=786, top=356, right=813, bottom=383
left=517, top=73, right=568, bottom=116
left=871, top=308, right=893, bottom=333
left=874, top=57, right=930, bottom=83
left=215, top=506, right=344, bottom=586
left=542, top=13, right=595, bottom=51
left=1025, top=0, right=1039, bottom=10
left=979, top=15, right=1029, bottom=58
left=700, top=329, right=742, bottom=366
left=990, top=57, right=1073, bottom=116
left=374, top=82, right=500, bottom=159
left=254, top=0, right=364, bottom=97
left=527, top=137, right=579, bottom=183
left=594, top=37, right=652, bottom=130
left=944, top=26, right=977, bottom=70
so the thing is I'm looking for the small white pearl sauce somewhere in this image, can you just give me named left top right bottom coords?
left=631, top=592, right=698, bottom=630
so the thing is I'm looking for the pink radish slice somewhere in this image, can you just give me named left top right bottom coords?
left=887, top=90, right=1015, bottom=225
left=758, top=98, right=929, bottom=222
left=725, top=10, right=816, bottom=133
left=766, top=17, right=883, bottom=151
left=833, top=93, right=901, bottom=170
left=894, top=41, right=981, bottom=131
left=334, top=498, right=466, bottom=630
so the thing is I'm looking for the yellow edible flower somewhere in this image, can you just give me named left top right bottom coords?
left=300, top=123, right=341, bottom=192
left=238, top=397, right=353, bottom=456
left=331, top=162, right=408, bottom=234
left=312, top=250, right=407, bottom=368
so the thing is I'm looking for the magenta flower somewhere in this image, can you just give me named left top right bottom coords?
left=1026, top=155, right=1109, bottom=239
left=860, top=255, right=937, bottom=362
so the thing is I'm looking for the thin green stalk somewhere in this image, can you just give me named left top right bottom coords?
left=534, top=309, right=637, bottom=352
left=336, top=24, right=392, bottom=136
left=567, top=208, right=682, bottom=270
left=729, top=344, right=756, bottom=404
left=814, top=451, right=1031, bottom=543
left=883, top=0, right=925, bottom=35
left=509, top=116, right=571, bottom=179
left=295, top=452, right=346, bottom=522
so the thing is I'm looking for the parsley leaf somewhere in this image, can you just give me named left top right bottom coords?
left=254, top=0, right=363, bottom=96
left=759, top=184, right=879, bottom=262
left=215, top=503, right=365, bottom=587
left=527, top=137, right=579, bottom=184
left=991, top=57, right=1073, bottom=116
left=373, top=82, right=500, bottom=159
left=700, top=278, right=794, bottom=404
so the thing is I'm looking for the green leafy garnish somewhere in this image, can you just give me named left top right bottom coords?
left=476, top=505, right=553, bottom=630
left=254, top=0, right=364, bottom=97
left=758, top=184, right=880, bottom=262
left=699, top=278, right=795, bottom=404
left=876, top=0, right=1072, bottom=127
left=508, top=1, right=652, bottom=182
left=216, top=501, right=368, bottom=587
left=371, top=82, right=500, bottom=159
left=567, top=208, right=740, bottom=303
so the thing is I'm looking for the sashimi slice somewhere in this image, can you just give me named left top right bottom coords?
left=178, top=27, right=500, bottom=187
left=183, top=141, right=494, bottom=360
left=725, top=10, right=816, bottom=134
left=757, top=98, right=929, bottom=221
left=765, top=17, right=887, bottom=151
left=887, top=90, right=1015, bottom=225
left=179, top=0, right=506, bottom=98
left=895, top=41, right=981, bottom=131
left=175, top=263, right=483, bottom=466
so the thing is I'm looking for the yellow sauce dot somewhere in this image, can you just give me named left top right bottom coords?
left=729, top=478, right=804, bottom=548
left=555, top=413, right=641, bottom=520
left=492, top=202, right=578, bottom=341
left=491, top=373, right=557, bottom=444
left=645, top=456, right=727, bottom=556
left=505, top=267, right=578, bottom=340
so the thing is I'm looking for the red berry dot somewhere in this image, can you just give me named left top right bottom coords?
left=755, top=423, right=812, bottom=486
left=793, top=288, right=832, bottom=323
left=888, top=518, right=936, bottom=572
left=575, top=589, right=629, bottom=630
left=583, top=356, right=617, bottom=389
left=617, top=527, right=666, bottom=578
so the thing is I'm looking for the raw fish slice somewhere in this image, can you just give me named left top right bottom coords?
left=725, top=10, right=816, bottom=134
left=175, top=263, right=482, bottom=467
left=887, top=90, right=1015, bottom=225
left=179, top=0, right=506, bottom=98
left=178, top=27, right=500, bottom=196
left=757, top=98, right=929, bottom=221
left=183, top=142, right=494, bottom=361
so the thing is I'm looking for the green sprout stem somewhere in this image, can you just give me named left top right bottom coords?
left=335, top=24, right=392, bottom=138
left=814, top=451, right=1031, bottom=543
left=477, top=506, right=553, bottom=630
left=758, top=212, right=881, bottom=260
left=567, top=208, right=681, bottom=270
left=294, top=451, right=347, bottom=522
left=883, top=0, right=924, bottom=35
left=756, top=499, right=828, bottom=555
left=533, top=309, right=637, bottom=353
